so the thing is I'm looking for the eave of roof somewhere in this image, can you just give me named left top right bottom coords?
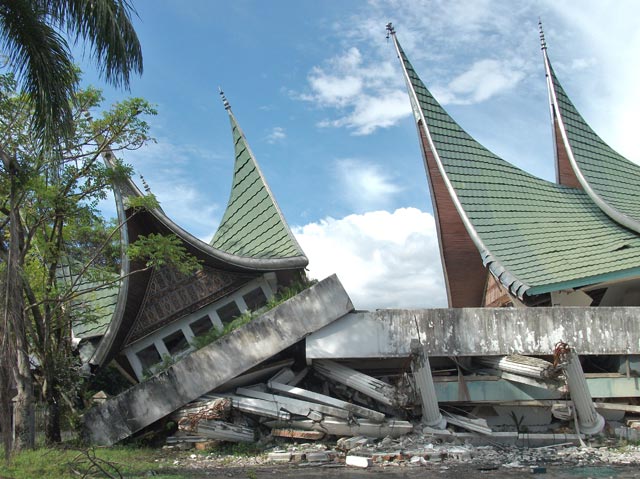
left=389, top=25, right=640, bottom=299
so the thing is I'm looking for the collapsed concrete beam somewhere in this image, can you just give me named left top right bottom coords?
left=477, top=355, right=557, bottom=379
left=492, top=371, right=564, bottom=391
left=306, top=308, right=640, bottom=358
left=410, top=340, right=446, bottom=429
left=81, top=275, right=354, bottom=445
left=208, top=394, right=291, bottom=420
left=267, top=418, right=413, bottom=438
left=191, top=420, right=254, bottom=442
left=443, top=412, right=492, bottom=435
left=268, top=381, right=386, bottom=422
left=313, top=359, right=409, bottom=407
left=236, top=387, right=347, bottom=420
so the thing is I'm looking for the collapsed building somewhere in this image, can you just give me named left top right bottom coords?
left=80, top=24, right=640, bottom=446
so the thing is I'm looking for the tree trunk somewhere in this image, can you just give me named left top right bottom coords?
left=6, top=156, right=35, bottom=451
left=44, top=383, right=61, bottom=444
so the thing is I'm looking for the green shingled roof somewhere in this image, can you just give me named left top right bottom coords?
left=210, top=107, right=305, bottom=260
left=57, top=263, right=119, bottom=339
left=394, top=34, right=640, bottom=297
left=548, top=59, right=640, bottom=231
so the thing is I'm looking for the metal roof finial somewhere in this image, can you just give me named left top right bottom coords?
left=538, top=19, right=547, bottom=51
left=140, top=174, right=152, bottom=194
left=219, top=87, right=231, bottom=111
left=385, top=22, right=395, bottom=39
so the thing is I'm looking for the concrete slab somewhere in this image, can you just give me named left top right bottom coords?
left=306, top=307, right=640, bottom=358
left=82, top=275, right=354, bottom=445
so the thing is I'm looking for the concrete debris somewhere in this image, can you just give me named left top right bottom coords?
left=267, top=380, right=386, bottom=422
left=313, top=359, right=409, bottom=407
left=235, top=387, right=344, bottom=420
left=266, top=418, right=414, bottom=438
left=345, top=455, right=372, bottom=468
left=185, top=419, right=254, bottom=443
left=442, top=411, right=493, bottom=435
left=477, top=355, right=558, bottom=379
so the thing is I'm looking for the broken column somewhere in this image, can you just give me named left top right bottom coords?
left=557, top=343, right=605, bottom=435
left=410, top=339, right=446, bottom=429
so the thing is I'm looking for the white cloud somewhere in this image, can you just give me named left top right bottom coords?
left=434, top=59, right=525, bottom=105
left=298, top=47, right=411, bottom=135
left=266, top=126, right=286, bottom=144
left=116, top=138, right=223, bottom=238
left=334, top=159, right=401, bottom=212
left=293, top=208, right=446, bottom=310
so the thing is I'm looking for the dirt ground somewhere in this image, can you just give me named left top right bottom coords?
left=179, top=463, right=640, bottom=478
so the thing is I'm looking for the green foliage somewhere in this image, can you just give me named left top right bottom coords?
left=127, top=233, right=202, bottom=275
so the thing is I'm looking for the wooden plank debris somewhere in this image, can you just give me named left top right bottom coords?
left=268, top=381, right=386, bottom=422
left=271, top=429, right=325, bottom=440
left=313, top=359, right=408, bottom=407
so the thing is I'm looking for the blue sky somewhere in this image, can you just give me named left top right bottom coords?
left=83, top=0, right=640, bottom=309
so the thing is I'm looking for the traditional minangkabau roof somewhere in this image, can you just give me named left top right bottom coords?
left=211, top=91, right=306, bottom=260
left=540, top=23, right=640, bottom=233
left=90, top=99, right=307, bottom=368
left=387, top=23, right=640, bottom=306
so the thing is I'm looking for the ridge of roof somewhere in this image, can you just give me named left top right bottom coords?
left=542, top=37, right=640, bottom=234
left=210, top=91, right=307, bottom=263
left=389, top=24, right=640, bottom=300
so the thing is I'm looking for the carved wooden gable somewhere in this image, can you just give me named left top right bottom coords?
left=125, top=265, right=255, bottom=345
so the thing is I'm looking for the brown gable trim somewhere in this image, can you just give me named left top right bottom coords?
left=417, top=120, right=486, bottom=307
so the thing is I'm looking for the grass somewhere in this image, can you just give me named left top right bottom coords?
left=0, top=446, right=189, bottom=479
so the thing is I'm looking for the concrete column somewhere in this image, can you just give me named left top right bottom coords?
left=410, top=339, right=446, bottom=429
left=561, top=348, right=605, bottom=435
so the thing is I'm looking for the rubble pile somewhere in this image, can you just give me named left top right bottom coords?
left=166, top=349, right=640, bottom=449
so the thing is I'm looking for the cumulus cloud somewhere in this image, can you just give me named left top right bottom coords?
left=333, top=159, right=401, bottom=212
left=293, top=208, right=447, bottom=310
left=266, top=126, right=286, bottom=144
left=298, top=47, right=411, bottom=135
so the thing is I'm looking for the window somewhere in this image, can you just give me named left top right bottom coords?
left=163, top=330, right=190, bottom=355
left=136, top=344, right=161, bottom=371
left=217, top=301, right=241, bottom=324
left=190, top=316, right=214, bottom=337
left=243, top=287, right=268, bottom=311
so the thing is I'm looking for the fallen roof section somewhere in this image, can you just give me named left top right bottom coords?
left=82, top=274, right=354, bottom=445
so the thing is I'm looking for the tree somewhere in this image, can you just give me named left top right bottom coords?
left=0, top=0, right=143, bottom=144
left=0, top=75, right=200, bottom=451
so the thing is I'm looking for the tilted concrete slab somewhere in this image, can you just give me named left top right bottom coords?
left=306, top=307, right=640, bottom=359
left=82, top=274, right=354, bottom=445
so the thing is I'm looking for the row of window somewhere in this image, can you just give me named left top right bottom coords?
left=134, top=286, right=268, bottom=374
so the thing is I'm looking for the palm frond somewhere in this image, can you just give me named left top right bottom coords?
left=0, top=0, right=77, bottom=144
left=49, top=0, right=143, bottom=89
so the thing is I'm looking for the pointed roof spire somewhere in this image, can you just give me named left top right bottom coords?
left=219, top=87, right=231, bottom=111
left=538, top=19, right=547, bottom=51
left=211, top=92, right=307, bottom=262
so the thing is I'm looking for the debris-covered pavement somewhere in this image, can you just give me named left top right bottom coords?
left=157, top=436, right=640, bottom=478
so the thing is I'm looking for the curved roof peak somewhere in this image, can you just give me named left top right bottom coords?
left=210, top=93, right=307, bottom=263
left=543, top=37, right=640, bottom=233
left=390, top=25, right=640, bottom=303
